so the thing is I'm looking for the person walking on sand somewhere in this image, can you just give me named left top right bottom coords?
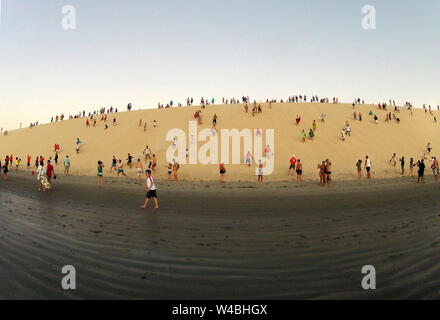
left=110, top=155, right=117, bottom=172
left=36, top=161, right=46, bottom=191
left=165, top=162, right=172, bottom=180
left=151, top=154, right=157, bottom=173
left=289, top=155, right=297, bottom=175
left=219, top=161, right=226, bottom=182
left=296, top=159, right=303, bottom=182
left=409, top=158, right=414, bottom=176
left=140, top=170, right=159, bottom=210
left=117, top=160, right=127, bottom=177
left=364, top=156, right=372, bottom=179
left=318, top=161, right=326, bottom=186
left=341, top=128, right=346, bottom=141
left=97, top=161, right=104, bottom=187
left=172, top=160, right=180, bottom=181
left=64, top=155, right=70, bottom=176
left=356, top=160, right=362, bottom=179
left=301, top=130, right=307, bottom=143
left=432, top=157, right=439, bottom=181
left=257, top=160, right=264, bottom=182
left=312, top=120, right=317, bottom=131
left=325, top=159, right=332, bottom=185
left=144, top=145, right=152, bottom=162
left=46, top=160, right=55, bottom=185
left=399, top=156, right=405, bottom=174
left=127, top=153, right=133, bottom=169
left=417, top=159, right=425, bottom=183
left=390, top=153, right=397, bottom=167
left=245, top=151, right=253, bottom=167
left=136, top=159, right=144, bottom=184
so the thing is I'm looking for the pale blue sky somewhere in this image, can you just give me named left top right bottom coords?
left=0, top=0, right=439, bottom=129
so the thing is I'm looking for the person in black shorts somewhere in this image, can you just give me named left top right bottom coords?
left=141, top=170, right=159, bottom=210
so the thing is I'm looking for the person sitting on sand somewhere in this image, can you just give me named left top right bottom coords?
left=296, top=160, right=303, bottom=182
left=140, top=170, right=159, bottom=210
left=219, top=161, right=226, bottom=182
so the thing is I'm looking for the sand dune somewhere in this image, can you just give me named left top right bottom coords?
left=1, top=103, right=438, bottom=181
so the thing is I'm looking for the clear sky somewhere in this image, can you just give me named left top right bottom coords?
left=0, top=0, right=439, bottom=130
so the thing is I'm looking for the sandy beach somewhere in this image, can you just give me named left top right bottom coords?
left=1, top=172, right=439, bottom=299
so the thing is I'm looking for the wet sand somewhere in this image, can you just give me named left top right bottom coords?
left=0, top=172, right=439, bottom=299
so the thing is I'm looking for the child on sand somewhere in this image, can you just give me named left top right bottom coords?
left=97, top=161, right=104, bottom=187
left=301, top=130, right=306, bottom=143
left=140, top=170, right=159, bottom=210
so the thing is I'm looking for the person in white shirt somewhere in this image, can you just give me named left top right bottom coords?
left=140, top=170, right=159, bottom=210
left=36, top=161, right=46, bottom=191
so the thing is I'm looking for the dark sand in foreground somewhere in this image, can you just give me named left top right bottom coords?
left=0, top=173, right=439, bottom=299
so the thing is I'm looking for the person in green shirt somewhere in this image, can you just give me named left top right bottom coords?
left=97, top=161, right=104, bottom=187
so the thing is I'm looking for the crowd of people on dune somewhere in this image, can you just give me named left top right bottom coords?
left=2, top=96, right=440, bottom=205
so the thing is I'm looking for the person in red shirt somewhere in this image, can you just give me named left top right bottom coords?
left=289, top=155, right=297, bottom=175
left=27, top=155, right=31, bottom=169
left=46, top=160, right=55, bottom=184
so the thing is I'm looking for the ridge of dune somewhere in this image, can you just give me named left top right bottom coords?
left=0, top=103, right=438, bottom=182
